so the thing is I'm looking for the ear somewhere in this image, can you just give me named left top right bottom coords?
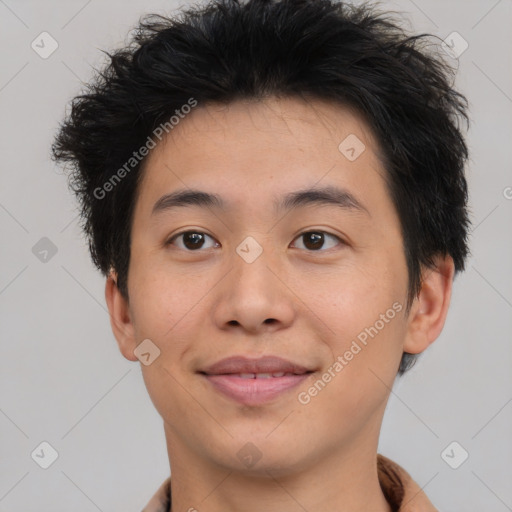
left=403, top=255, right=455, bottom=354
left=105, top=271, right=138, bottom=362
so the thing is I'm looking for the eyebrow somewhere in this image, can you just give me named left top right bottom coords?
left=151, top=185, right=370, bottom=217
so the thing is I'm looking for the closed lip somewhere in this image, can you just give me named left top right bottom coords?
left=198, top=355, right=314, bottom=376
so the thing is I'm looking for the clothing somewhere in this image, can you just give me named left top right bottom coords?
left=142, top=454, right=437, bottom=512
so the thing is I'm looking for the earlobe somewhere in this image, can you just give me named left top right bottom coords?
left=105, top=271, right=138, bottom=362
left=403, top=255, right=455, bottom=355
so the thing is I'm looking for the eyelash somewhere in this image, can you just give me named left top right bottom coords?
left=166, top=230, right=346, bottom=252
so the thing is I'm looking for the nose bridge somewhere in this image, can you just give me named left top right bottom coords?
left=212, top=233, right=295, bottom=332
left=232, top=233, right=278, bottom=302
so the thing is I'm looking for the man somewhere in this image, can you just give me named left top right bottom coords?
left=52, top=0, right=470, bottom=510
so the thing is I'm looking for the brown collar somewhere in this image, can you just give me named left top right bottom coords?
left=142, top=454, right=437, bottom=512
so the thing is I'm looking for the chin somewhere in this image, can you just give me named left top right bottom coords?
left=204, top=434, right=316, bottom=477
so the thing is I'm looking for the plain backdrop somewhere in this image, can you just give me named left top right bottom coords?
left=1, top=0, right=511, bottom=510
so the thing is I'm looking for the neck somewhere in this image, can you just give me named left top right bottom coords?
left=163, top=423, right=392, bottom=512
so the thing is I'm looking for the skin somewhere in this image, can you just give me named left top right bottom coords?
left=105, top=96, right=454, bottom=512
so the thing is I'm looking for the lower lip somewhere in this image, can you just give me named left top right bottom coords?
left=202, top=373, right=312, bottom=406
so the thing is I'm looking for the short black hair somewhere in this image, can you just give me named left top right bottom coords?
left=51, top=0, right=471, bottom=375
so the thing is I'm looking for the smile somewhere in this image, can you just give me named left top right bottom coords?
left=201, top=372, right=313, bottom=406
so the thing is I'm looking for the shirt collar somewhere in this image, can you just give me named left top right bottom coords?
left=142, top=454, right=437, bottom=512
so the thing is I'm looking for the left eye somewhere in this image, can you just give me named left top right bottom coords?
left=291, top=231, right=343, bottom=251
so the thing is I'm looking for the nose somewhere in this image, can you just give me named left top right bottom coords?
left=211, top=243, right=296, bottom=335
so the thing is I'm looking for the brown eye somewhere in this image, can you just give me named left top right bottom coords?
left=292, top=231, right=342, bottom=251
left=168, top=231, right=218, bottom=251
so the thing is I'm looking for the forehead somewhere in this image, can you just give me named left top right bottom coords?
left=155, top=96, right=381, bottom=160
left=136, top=96, right=388, bottom=211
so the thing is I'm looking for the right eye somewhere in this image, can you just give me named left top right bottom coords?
left=166, top=231, right=219, bottom=251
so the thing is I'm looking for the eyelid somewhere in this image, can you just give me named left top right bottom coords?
left=166, top=229, right=218, bottom=249
left=290, top=230, right=346, bottom=251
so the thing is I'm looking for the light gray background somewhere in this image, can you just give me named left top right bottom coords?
left=1, top=0, right=511, bottom=510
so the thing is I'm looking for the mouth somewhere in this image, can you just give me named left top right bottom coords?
left=208, top=371, right=308, bottom=378
left=199, top=373, right=314, bottom=406
left=198, top=356, right=315, bottom=406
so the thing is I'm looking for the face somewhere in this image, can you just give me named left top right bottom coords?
left=108, top=96, right=445, bottom=476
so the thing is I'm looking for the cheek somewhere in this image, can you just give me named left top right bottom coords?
left=128, top=264, right=211, bottom=378
left=317, top=261, right=405, bottom=334
left=129, top=271, right=201, bottom=423
left=311, top=257, right=407, bottom=387
left=302, top=311, right=406, bottom=436
left=128, top=261, right=195, bottom=338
